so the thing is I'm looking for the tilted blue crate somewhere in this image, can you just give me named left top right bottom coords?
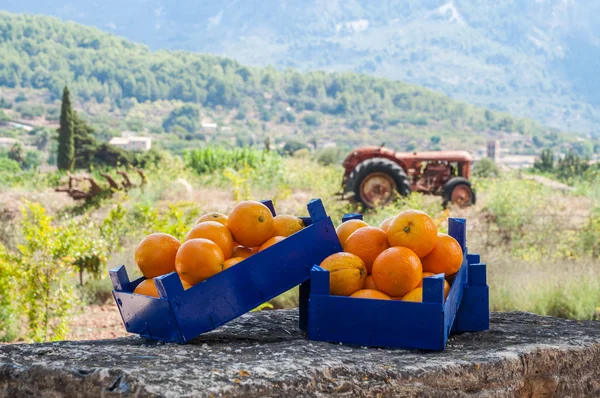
left=110, top=198, right=342, bottom=343
left=301, top=216, right=489, bottom=350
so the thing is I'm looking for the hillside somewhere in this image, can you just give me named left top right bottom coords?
left=0, top=12, right=584, bottom=157
left=2, top=1, right=599, bottom=133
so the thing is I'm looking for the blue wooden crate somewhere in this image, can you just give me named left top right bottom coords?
left=110, top=198, right=342, bottom=343
left=301, top=216, right=489, bottom=351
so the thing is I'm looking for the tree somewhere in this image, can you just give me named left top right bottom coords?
left=57, top=86, right=74, bottom=170
left=473, top=157, right=499, bottom=178
left=162, top=105, right=200, bottom=133
left=8, top=143, right=24, bottom=165
left=430, top=135, right=441, bottom=145
left=533, top=149, right=554, bottom=173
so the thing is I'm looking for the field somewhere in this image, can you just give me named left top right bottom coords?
left=1, top=149, right=599, bottom=343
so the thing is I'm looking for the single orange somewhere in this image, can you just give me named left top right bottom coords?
left=232, top=246, right=255, bottom=259
left=421, top=233, right=463, bottom=276
left=223, top=257, right=244, bottom=270
left=195, top=212, right=228, bottom=226
left=350, top=289, right=391, bottom=300
left=372, top=246, right=422, bottom=297
left=181, top=279, right=194, bottom=290
left=133, top=279, right=159, bottom=297
left=418, top=272, right=451, bottom=300
left=344, top=226, right=390, bottom=274
left=402, top=287, right=423, bottom=303
left=319, top=252, right=367, bottom=296
left=135, top=233, right=181, bottom=278
left=272, top=215, right=304, bottom=237
left=386, top=210, right=438, bottom=257
left=259, top=236, right=286, bottom=252
left=379, top=216, right=395, bottom=233
left=336, top=219, right=369, bottom=248
left=227, top=201, right=274, bottom=247
left=175, top=238, right=224, bottom=285
left=364, top=275, right=378, bottom=290
left=186, top=221, right=234, bottom=259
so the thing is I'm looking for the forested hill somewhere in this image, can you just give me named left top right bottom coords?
left=0, top=12, right=544, bottom=136
left=3, top=1, right=600, bottom=133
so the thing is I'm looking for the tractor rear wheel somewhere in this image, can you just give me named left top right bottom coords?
left=443, top=177, right=475, bottom=208
left=347, top=158, right=410, bottom=208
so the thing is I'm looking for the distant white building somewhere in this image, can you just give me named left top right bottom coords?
left=0, top=137, right=18, bottom=149
left=201, top=122, right=218, bottom=133
left=109, top=136, right=152, bottom=151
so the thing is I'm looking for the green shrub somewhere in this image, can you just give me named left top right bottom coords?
left=0, top=157, right=20, bottom=173
left=315, top=147, right=343, bottom=166
left=473, top=157, right=499, bottom=178
left=184, top=147, right=281, bottom=175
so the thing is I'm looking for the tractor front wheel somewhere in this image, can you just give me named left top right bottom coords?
left=443, top=178, right=476, bottom=208
left=347, top=158, right=411, bottom=208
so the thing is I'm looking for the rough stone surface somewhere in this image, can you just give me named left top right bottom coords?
left=1, top=310, right=599, bottom=397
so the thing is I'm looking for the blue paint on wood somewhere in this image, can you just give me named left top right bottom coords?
left=110, top=199, right=342, bottom=343
left=305, top=216, right=489, bottom=351
left=342, top=213, right=363, bottom=222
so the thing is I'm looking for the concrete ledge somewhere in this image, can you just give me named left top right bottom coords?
left=1, top=310, right=599, bottom=397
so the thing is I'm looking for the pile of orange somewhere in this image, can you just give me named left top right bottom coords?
left=132, top=201, right=305, bottom=297
left=319, top=210, right=462, bottom=302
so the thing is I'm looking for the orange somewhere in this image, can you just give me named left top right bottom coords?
left=181, top=279, right=194, bottom=290
left=224, top=257, right=244, bottom=270
left=259, top=236, right=286, bottom=252
left=133, top=279, right=159, bottom=297
left=350, top=289, right=391, bottom=300
left=186, top=221, right=234, bottom=259
left=364, top=275, right=378, bottom=290
left=175, top=238, right=224, bottom=285
left=227, top=201, right=274, bottom=247
left=232, top=246, right=255, bottom=259
left=372, top=246, right=422, bottom=297
left=135, top=233, right=181, bottom=278
left=272, top=215, right=304, bottom=237
left=402, top=287, right=423, bottom=303
left=421, top=233, right=463, bottom=276
left=195, top=212, right=228, bottom=226
left=336, top=219, right=369, bottom=248
left=386, top=210, right=438, bottom=257
left=319, top=252, right=367, bottom=296
left=379, top=216, right=395, bottom=233
left=418, top=272, right=451, bottom=300
left=344, top=227, right=390, bottom=274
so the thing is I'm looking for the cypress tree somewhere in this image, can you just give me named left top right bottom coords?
left=57, top=86, right=74, bottom=170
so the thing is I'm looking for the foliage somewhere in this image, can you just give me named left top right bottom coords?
left=184, top=147, right=281, bottom=175
left=162, top=105, right=200, bottom=133
left=11, top=202, right=77, bottom=341
left=0, top=11, right=568, bottom=154
left=0, top=96, right=12, bottom=109
left=0, top=156, right=20, bottom=173
left=472, top=157, right=499, bottom=178
left=57, top=86, right=74, bottom=170
left=556, top=151, right=589, bottom=181
left=282, top=140, right=308, bottom=155
left=533, top=148, right=555, bottom=172
left=15, top=103, right=44, bottom=119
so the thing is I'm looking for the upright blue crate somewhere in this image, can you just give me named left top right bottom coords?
left=302, top=216, right=489, bottom=350
left=110, top=198, right=342, bottom=343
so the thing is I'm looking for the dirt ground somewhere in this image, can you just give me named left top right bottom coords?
left=66, top=304, right=129, bottom=340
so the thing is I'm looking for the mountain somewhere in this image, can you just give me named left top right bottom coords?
left=2, top=1, right=599, bottom=133
left=0, top=12, right=585, bottom=157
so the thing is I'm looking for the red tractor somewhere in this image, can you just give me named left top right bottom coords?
left=341, top=146, right=476, bottom=208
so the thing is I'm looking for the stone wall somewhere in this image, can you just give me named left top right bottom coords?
left=1, top=310, right=599, bottom=397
